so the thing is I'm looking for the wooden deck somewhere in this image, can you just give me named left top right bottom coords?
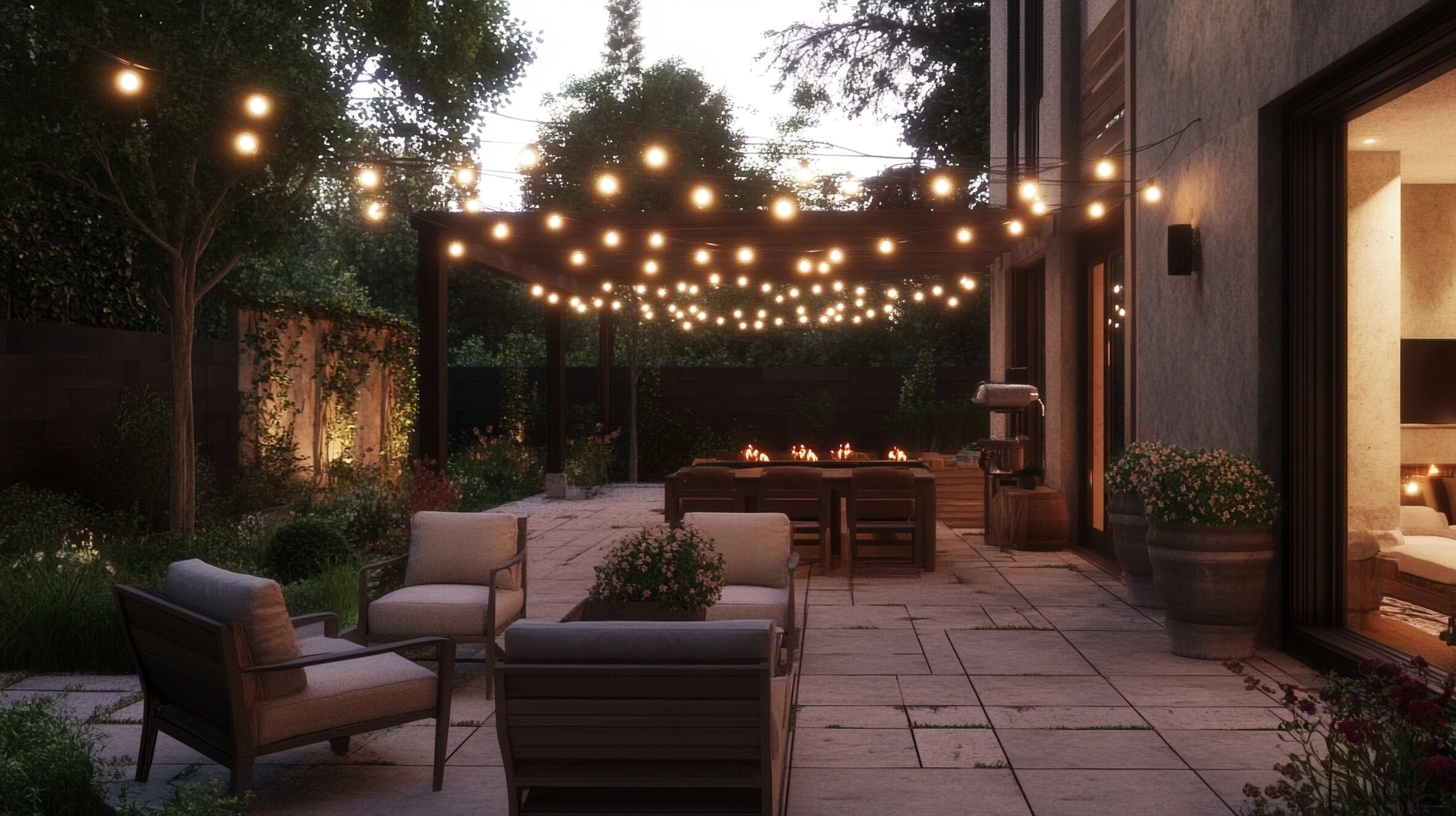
left=933, top=466, right=985, bottom=530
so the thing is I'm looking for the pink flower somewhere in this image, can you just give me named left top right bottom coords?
left=1333, top=718, right=1376, bottom=745
left=1416, top=755, right=1456, bottom=792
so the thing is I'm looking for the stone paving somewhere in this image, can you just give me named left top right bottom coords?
left=1, top=484, right=1318, bottom=814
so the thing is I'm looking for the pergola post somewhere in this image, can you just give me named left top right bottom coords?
left=544, top=302, right=567, bottom=498
left=598, top=309, right=614, bottom=432
left=416, top=227, right=448, bottom=469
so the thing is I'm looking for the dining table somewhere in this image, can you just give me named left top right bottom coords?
left=663, top=460, right=938, bottom=571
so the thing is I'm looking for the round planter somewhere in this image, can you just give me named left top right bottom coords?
left=1146, top=523, right=1273, bottom=660
left=577, top=600, right=707, bottom=621
left=1108, top=493, right=1159, bottom=608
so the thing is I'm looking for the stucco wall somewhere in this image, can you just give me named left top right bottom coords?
left=1132, top=1, right=1429, bottom=462
left=1401, top=185, right=1456, bottom=337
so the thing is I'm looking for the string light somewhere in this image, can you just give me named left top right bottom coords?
left=233, top=132, right=260, bottom=156
left=115, top=69, right=143, bottom=95
left=570, top=250, right=587, bottom=266
left=840, top=175, right=862, bottom=197
left=462, top=198, right=482, bottom=213
left=1095, top=159, right=1116, bottom=179
left=643, top=145, right=668, bottom=169
left=547, top=292, right=560, bottom=304
left=1030, top=200, right=1049, bottom=216
left=648, top=232, right=665, bottom=248
left=947, top=296, right=960, bottom=307
left=364, top=201, right=386, bottom=221
left=643, top=260, right=659, bottom=275
left=708, top=273, right=721, bottom=285
left=356, top=167, right=381, bottom=189
left=1088, top=201, right=1107, bottom=219
left=447, top=241, right=464, bottom=258
left=1018, top=179, right=1040, bottom=201
left=454, top=166, right=476, bottom=187
left=602, top=282, right=614, bottom=292
left=930, top=174, right=954, bottom=197
left=736, top=247, right=754, bottom=264
left=771, top=197, right=798, bottom=220
left=960, top=276, right=977, bottom=290
left=827, top=248, right=844, bottom=264
left=1008, top=219, right=1025, bottom=236
left=691, top=185, right=713, bottom=209
left=517, top=145, right=540, bottom=169
left=596, top=173, right=620, bottom=196
left=736, top=275, right=749, bottom=287
left=531, top=284, right=544, bottom=297
left=602, top=230, right=621, bottom=247
left=545, top=213, right=564, bottom=230
left=956, top=227, right=973, bottom=244
left=877, top=238, right=895, bottom=255
left=491, top=222, right=509, bottom=239
left=1142, top=183, right=1163, bottom=203
left=243, top=93, right=271, bottom=118
left=794, top=159, right=814, bottom=186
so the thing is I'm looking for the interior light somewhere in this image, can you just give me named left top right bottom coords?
left=115, top=69, right=143, bottom=95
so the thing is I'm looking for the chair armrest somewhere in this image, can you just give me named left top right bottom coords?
left=488, top=548, right=526, bottom=586
left=242, top=636, right=453, bottom=673
left=290, top=611, right=339, bottom=638
left=358, top=554, right=409, bottom=636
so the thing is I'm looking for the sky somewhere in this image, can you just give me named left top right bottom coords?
left=474, top=0, right=912, bottom=210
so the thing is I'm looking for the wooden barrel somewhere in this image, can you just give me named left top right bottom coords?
left=1016, top=487, right=1069, bottom=551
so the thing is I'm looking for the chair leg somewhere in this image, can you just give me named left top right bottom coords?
left=231, top=757, right=253, bottom=798
left=135, top=701, right=158, bottom=782
left=433, top=710, right=449, bottom=791
left=329, top=736, right=351, bottom=756
left=484, top=638, right=497, bottom=700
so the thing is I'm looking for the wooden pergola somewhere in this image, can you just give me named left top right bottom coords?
left=410, top=208, right=1021, bottom=482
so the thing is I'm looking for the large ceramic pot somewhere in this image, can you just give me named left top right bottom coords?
left=577, top=600, right=706, bottom=621
left=1109, top=493, right=1159, bottom=608
left=1146, top=523, right=1273, bottom=659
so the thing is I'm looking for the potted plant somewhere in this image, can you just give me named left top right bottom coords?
left=1142, top=447, right=1281, bottom=659
left=582, top=524, right=725, bottom=621
left=1104, top=441, right=1190, bottom=608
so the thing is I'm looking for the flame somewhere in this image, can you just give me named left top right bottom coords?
left=790, top=444, right=820, bottom=462
left=743, top=444, right=760, bottom=461
left=832, top=442, right=853, bottom=460
left=806, top=450, right=818, bottom=462
left=887, top=447, right=908, bottom=462
left=758, top=452, right=770, bottom=462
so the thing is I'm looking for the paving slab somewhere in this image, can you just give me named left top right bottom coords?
left=791, top=727, right=920, bottom=768
left=912, top=728, right=1006, bottom=768
left=984, top=705, right=1149, bottom=730
left=795, top=705, right=909, bottom=729
left=947, top=630, right=1098, bottom=676
left=1016, top=769, right=1234, bottom=816
left=998, top=729, right=1185, bottom=770
left=787, top=768, right=1032, bottom=816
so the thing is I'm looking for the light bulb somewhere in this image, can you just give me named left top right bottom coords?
left=828, top=248, right=844, bottom=264
left=357, top=167, right=381, bottom=189
left=233, top=131, right=260, bottom=156
left=115, top=69, right=143, bottom=95
left=1031, top=200, right=1049, bottom=216
left=691, top=186, right=713, bottom=208
left=244, top=93, right=271, bottom=118
left=643, top=145, right=668, bottom=169
left=1008, top=219, right=1025, bottom=236
left=736, top=247, right=754, bottom=264
left=772, top=197, right=798, bottom=220
left=956, top=227, right=973, bottom=244
left=454, top=166, right=476, bottom=187
left=491, top=222, right=509, bottom=239
left=447, top=241, right=464, bottom=258
left=570, top=250, right=587, bottom=266
left=517, top=145, right=540, bottom=169
left=596, top=173, right=620, bottom=196
left=930, top=175, right=954, bottom=197
left=1089, top=201, right=1107, bottom=219
left=643, top=260, right=659, bottom=275
left=1095, top=159, right=1116, bottom=180
left=364, top=201, right=386, bottom=221
left=1142, top=184, right=1162, bottom=203
left=1018, top=179, right=1040, bottom=201
left=648, top=232, right=665, bottom=248
left=694, top=248, right=710, bottom=265
left=545, top=213, right=564, bottom=230
left=877, top=238, right=895, bottom=255
left=602, top=230, right=621, bottom=247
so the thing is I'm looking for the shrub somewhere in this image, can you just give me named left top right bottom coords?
left=0, top=531, right=130, bottom=673
left=0, top=484, right=91, bottom=561
left=566, top=425, right=620, bottom=490
left=450, top=427, right=544, bottom=511
left=1236, top=656, right=1456, bottom=815
left=589, top=524, right=725, bottom=612
left=282, top=559, right=363, bottom=626
left=890, top=400, right=988, bottom=453
left=0, top=696, right=118, bottom=815
left=403, top=457, right=461, bottom=518
left=116, top=779, right=250, bottom=816
left=264, top=517, right=352, bottom=584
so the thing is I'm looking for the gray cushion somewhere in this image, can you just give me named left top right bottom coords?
left=1400, top=505, right=1456, bottom=539
left=368, top=584, right=524, bottom=637
left=707, top=584, right=789, bottom=629
left=253, top=652, right=438, bottom=746
left=406, top=511, right=521, bottom=589
left=503, top=619, right=774, bottom=662
left=682, top=512, right=792, bottom=589
left=162, top=559, right=304, bottom=700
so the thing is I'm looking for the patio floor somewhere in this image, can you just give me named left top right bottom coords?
left=2, top=484, right=1317, bottom=814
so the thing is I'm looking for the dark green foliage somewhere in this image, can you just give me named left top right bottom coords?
left=116, top=779, right=250, bottom=816
left=449, top=429, right=544, bottom=511
left=789, top=389, right=840, bottom=452
left=0, top=697, right=116, bottom=815
left=0, top=485, right=90, bottom=561
left=764, top=0, right=990, bottom=166
left=891, top=400, right=988, bottom=454
left=264, top=517, right=352, bottom=584
left=84, top=390, right=214, bottom=533
left=636, top=371, right=729, bottom=479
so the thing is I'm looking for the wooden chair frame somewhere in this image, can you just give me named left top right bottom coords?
left=114, top=584, right=453, bottom=797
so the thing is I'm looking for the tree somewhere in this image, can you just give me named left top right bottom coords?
left=603, top=0, right=644, bottom=78
left=521, top=59, right=779, bottom=480
left=763, top=0, right=991, bottom=167
left=0, top=1, right=532, bottom=535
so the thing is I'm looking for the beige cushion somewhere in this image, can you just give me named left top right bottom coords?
left=406, top=512, right=521, bottom=589
left=368, top=584, right=524, bottom=637
left=1400, top=505, right=1456, bottom=538
left=503, top=619, right=774, bottom=662
left=683, top=512, right=792, bottom=589
left=253, top=652, right=437, bottom=746
left=1385, top=535, right=1456, bottom=584
left=162, top=559, right=304, bottom=700
left=707, top=584, right=788, bottom=629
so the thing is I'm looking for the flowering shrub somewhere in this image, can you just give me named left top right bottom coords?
left=1237, top=656, right=1456, bottom=815
left=1142, top=447, right=1281, bottom=527
left=588, top=524, right=725, bottom=612
left=449, top=426, right=544, bottom=511
left=0, top=531, right=129, bottom=672
left=566, top=425, right=620, bottom=491
left=1105, top=440, right=1190, bottom=499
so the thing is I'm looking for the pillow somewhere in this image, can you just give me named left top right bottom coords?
left=1399, top=505, right=1456, bottom=541
left=162, top=559, right=305, bottom=699
left=406, top=511, right=521, bottom=589
left=682, top=512, right=792, bottom=589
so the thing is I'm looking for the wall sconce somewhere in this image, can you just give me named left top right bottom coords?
left=1168, top=224, right=1201, bottom=276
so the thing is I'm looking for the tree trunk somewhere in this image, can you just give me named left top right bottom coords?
left=627, top=341, right=640, bottom=483
left=168, top=257, right=198, bottom=537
